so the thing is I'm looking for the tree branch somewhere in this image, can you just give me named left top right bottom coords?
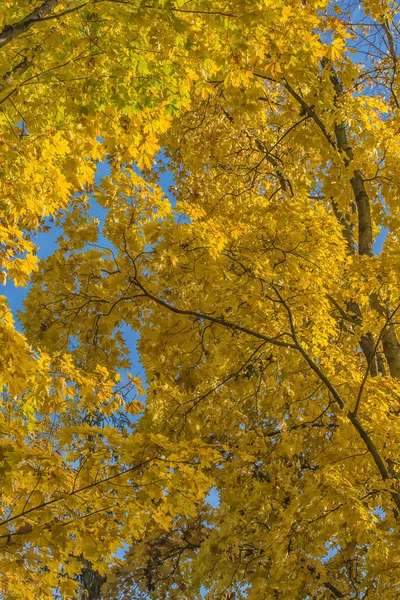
left=0, top=456, right=156, bottom=531
left=353, top=302, right=400, bottom=417
left=0, top=1, right=61, bottom=49
left=129, top=276, right=297, bottom=349
left=324, top=581, right=345, bottom=598
left=323, top=60, right=374, bottom=257
left=283, top=79, right=336, bottom=148
left=127, top=273, right=400, bottom=513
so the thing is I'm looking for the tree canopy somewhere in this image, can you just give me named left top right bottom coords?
left=2, top=0, right=400, bottom=598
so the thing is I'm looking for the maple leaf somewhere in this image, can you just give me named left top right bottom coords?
left=1, top=1, right=400, bottom=599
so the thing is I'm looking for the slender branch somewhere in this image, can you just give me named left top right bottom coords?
left=31, top=3, right=89, bottom=23
left=0, top=456, right=156, bottom=530
left=143, top=4, right=238, bottom=16
left=267, top=115, right=310, bottom=155
left=128, top=273, right=400, bottom=512
left=129, top=276, right=297, bottom=349
left=283, top=79, right=336, bottom=148
left=346, top=412, right=389, bottom=479
left=182, top=342, right=267, bottom=417
left=265, top=284, right=400, bottom=512
left=254, top=137, right=289, bottom=193
left=327, top=295, right=357, bottom=324
left=271, top=283, right=346, bottom=409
